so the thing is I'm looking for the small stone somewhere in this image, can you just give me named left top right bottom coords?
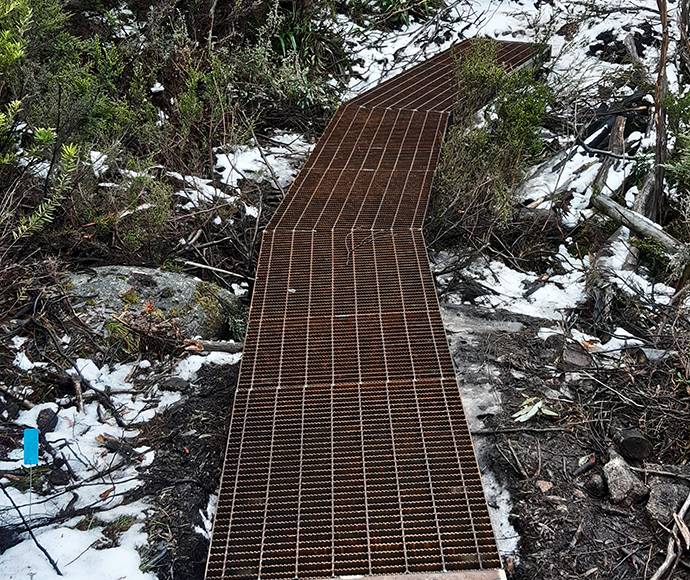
left=561, top=344, right=593, bottom=369
left=603, top=448, right=648, bottom=506
left=535, top=480, right=553, bottom=493
left=584, top=473, right=606, bottom=497
left=646, top=482, right=690, bottom=526
left=161, top=377, right=190, bottom=392
left=36, top=408, right=59, bottom=434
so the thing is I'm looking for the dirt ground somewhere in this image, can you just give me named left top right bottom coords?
left=442, top=300, right=690, bottom=580
left=4, top=265, right=687, bottom=580
left=132, top=361, right=240, bottom=580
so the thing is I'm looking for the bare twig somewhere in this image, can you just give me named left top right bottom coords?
left=39, top=319, right=127, bottom=428
left=248, top=125, right=285, bottom=198
left=178, top=259, right=253, bottom=281
left=507, top=439, right=528, bottom=478
left=0, top=384, right=34, bottom=409
left=630, top=466, right=690, bottom=484
left=471, top=426, right=569, bottom=435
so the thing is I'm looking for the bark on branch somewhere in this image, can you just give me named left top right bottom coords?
left=590, top=193, right=680, bottom=253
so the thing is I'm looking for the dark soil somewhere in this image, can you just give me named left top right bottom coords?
left=442, top=301, right=690, bottom=580
left=134, top=360, right=240, bottom=580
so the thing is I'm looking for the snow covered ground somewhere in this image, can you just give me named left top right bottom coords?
left=2, top=0, right=683, bottom=576
left=1, top=353, right=240, bottom=579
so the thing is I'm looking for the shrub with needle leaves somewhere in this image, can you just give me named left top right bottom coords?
left=426, top=40, right=551, bottom=250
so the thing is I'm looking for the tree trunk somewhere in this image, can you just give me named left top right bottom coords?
left=653, top=0, right=669, bottom=222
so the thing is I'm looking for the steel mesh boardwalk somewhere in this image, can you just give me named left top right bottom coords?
left=207, top=39, right=538, bottom=580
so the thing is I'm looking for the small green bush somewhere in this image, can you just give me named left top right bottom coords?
left=427, top=40, right=550, bottom=248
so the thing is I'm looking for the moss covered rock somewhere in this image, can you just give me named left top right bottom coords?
left=63, top=266, right=243, bottom=340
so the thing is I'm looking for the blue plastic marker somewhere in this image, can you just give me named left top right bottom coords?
left=24, top=428, right=39, bottom=524
left=23, top=429, right=39, bottom=466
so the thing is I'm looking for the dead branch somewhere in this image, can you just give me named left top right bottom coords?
left=72, top=378, right=84, bottom=414
left=653, top=0, right=669, bottom=222
left=178, top=259, right=254, bottom=281
left=0, top=384, right=34, bottom=409
left=97, top=433, right=144, bottom=462
left=248, top=124, right=285, bottom=197
left=589, top=117, right=630, bottom=324
left=38, top=319, right=128, bottom=428
left=590, top=194, right=681, bottom=253
left=183, top=339, right=244, bottom=353
left=470, top=426, right=570, bottom=435
left=507, top=439, right=528, bottom=478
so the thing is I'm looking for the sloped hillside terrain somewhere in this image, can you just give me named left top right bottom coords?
left=2, top=1, right=690, bottom=579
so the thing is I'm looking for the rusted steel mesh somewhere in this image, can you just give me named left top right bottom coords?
left=206, top=39, right=538, bottom=580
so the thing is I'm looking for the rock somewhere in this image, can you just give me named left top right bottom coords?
left=584, top=473, right=607, bottom=497
left=37, top=408, right=59, bottom=434
left=62, top=266, right=242, bottom=341
left=535, top=480, right=553, bottom=493
left=644, top=463, right=690, bottom=526
left=603, top=448, right=648, bottom=506
left=161, top=377, right=190, bottom=392
left=561, top=344, right=592, bottom=369
left=647, top=482, right=690, bottom=526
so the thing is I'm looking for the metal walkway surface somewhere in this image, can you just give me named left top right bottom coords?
left=206, top=39, right=537, bottom=580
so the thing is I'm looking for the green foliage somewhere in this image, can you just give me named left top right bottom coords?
left=104, top=320, right=139, bottom=354
left=12, top=142, right=78, bottom=240
left=228, top=306, right=248, bottom=342
left=231, top=4, right=342, bottom=117
left=427, top=40, right=550, bottom=247
left=664, top=133, right=690, bottom=188
left=512, top=397, right=558, bottom=422
left=630, top=236, right=671, bottom=277
left=0, top=0, right=357, bottom=263
left=342, top=0, right=442, bottom=31
left=0, top=0, right=31, bottom=76
left=272, top=5, right=350, bottom=76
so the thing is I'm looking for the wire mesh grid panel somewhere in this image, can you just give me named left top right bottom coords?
left=207, top=38, right=539, bottom=580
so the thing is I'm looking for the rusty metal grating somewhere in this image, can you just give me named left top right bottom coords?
left=206, top=39, right=538, bottom=580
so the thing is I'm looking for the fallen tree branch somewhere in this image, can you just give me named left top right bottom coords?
left=590, top=193, right=681, bottom=253
left=178, top=259, right=254, bottom=281
left=0, top=384, right=34, bottom=409
left=471, top=426, right=570, bottom=435
left=578, top=138, right=634, bottom=161
left=183, top=339, right=244, bottom=353
left=38, top=319, right=127, bottom=428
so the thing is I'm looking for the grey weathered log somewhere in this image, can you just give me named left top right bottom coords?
left=591, top=193, right=680, bottom=252
left=588, top=117, right=630, bottom=325
left=592, top=116, right=626, bottom=193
